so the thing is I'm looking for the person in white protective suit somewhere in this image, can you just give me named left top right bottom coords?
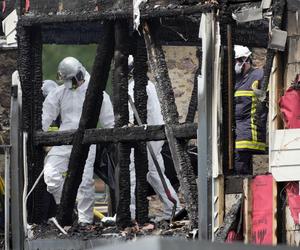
left=42, top=57, right=114, bottom=224
left=128, top=56, right=181, bottom=221
left=42, top=80, right=58, bottom=97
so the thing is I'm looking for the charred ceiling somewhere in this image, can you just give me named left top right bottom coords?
left=40, top=17, right=201, bottom=45
left=3, top=0, right=269, bottom=47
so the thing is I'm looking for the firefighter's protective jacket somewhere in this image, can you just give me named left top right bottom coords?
left=234, top=68, right=267, bottom=153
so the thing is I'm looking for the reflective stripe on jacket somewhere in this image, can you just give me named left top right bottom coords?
left=234, top=68, right=267, bottom=153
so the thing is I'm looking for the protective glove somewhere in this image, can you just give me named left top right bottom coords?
left=253, top=88, right=267, bottom=102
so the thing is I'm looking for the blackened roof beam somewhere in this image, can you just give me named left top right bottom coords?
left=19, top=2, right=218, bottom=26
left=34, top=123, right=197, bottom=146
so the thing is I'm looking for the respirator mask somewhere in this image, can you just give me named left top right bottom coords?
left=235, top=58, right=248, bottom=75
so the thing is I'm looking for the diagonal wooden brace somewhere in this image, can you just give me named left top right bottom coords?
left=56, top=21, right=115, bottom=226
left=142, top=21, right=198, bottom=228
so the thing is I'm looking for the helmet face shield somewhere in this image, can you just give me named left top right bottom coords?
left=75, top=70, right=84, bottom=83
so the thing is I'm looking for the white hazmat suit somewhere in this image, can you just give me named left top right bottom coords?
left=42, top=80, right=58, bottom=97
left=42, top=72, right=114, bottom=224
left=128, top=79, right=181, bottom=220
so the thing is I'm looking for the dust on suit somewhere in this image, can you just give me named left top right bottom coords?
left=42, top=72, right=114, bottom=223
left=129, top=80, right=181, bottom=220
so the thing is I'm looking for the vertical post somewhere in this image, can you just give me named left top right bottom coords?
left=10, top=74, right=23, bottom=250
left=133, top=36, right=149, bottom=224
left=243, top=177, right=252, bottom=243
left=113, top=20, right=131, bottom=228
left=31, top=26, right=47, bottom=223
left=227, top=24, right=234, bottom=171
left=198, top=12, right=213, bottom=240
left=4, top=146, right=10, bottom=250
left=18, top=25, right=45, bottom=224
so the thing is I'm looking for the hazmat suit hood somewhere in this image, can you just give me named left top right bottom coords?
left=42, top=80, right=58, bottom=97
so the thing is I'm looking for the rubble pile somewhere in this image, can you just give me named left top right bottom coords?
left=30, top=219, right=191, bottom=241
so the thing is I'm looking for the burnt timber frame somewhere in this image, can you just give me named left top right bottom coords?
left=16, top=0, right=274, bottom=243
left=17, top=1, right=216, bottom=231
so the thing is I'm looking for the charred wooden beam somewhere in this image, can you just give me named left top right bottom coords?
left=219, top=1, right=269, bottom=48
left=17, top=24, right=33, bottom=222
left=32, top=29, right=43, bottom=132
left=34, top=123, right=197, bottom=146
left=17, top=25, right=32, bottom=132
left=219, top=2, right=231, bottom=175
left=19, top=3, right=217, bottom=26
left=143, top=21, right=198, bottom=228
left=133, top=36, right=149, bottom=224
left=41, top=17, right=201, bottom=46
left=17, top=25, right=46, bottom=223
left=185, top=47, right=201, bottom=123
left=56, top=21, right=115, bottom=226
left=113, top=20, right=132, bottom=229
left=214, top=194, right=243, bottom=242
left=234, top=20, right=269, bottom=48
left=30, top=26, right=47, bottom=223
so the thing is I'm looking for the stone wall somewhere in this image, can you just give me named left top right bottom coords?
left=0, top=48, right=17, bottom=144
left=0, top=48, right=17, bottom=176
left=162, top=46, right=199, bottom=123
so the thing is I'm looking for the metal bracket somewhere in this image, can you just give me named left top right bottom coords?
left=268, top=28, right=287, bottom=51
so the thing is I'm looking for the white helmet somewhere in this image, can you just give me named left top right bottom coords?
left=42, top=80, right=58, bottom=97
left=57, top=57, right=85, bottom=82
left=234, top=45, right=252, bottom=59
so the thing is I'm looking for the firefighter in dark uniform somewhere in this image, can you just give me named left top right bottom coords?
left=234, top=45, right=268, bottom=175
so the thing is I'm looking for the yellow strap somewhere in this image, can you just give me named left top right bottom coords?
left=93, top=208, right=105, bottom=219
left=48, top=126, right=59, bottom=132
left=251, top=96, right=258, bottom=141
left=251, top=80, right=259, bottom=90
left=236, top=140, right=266, bottom=151
left=235, top=90, right=255, bottom=97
